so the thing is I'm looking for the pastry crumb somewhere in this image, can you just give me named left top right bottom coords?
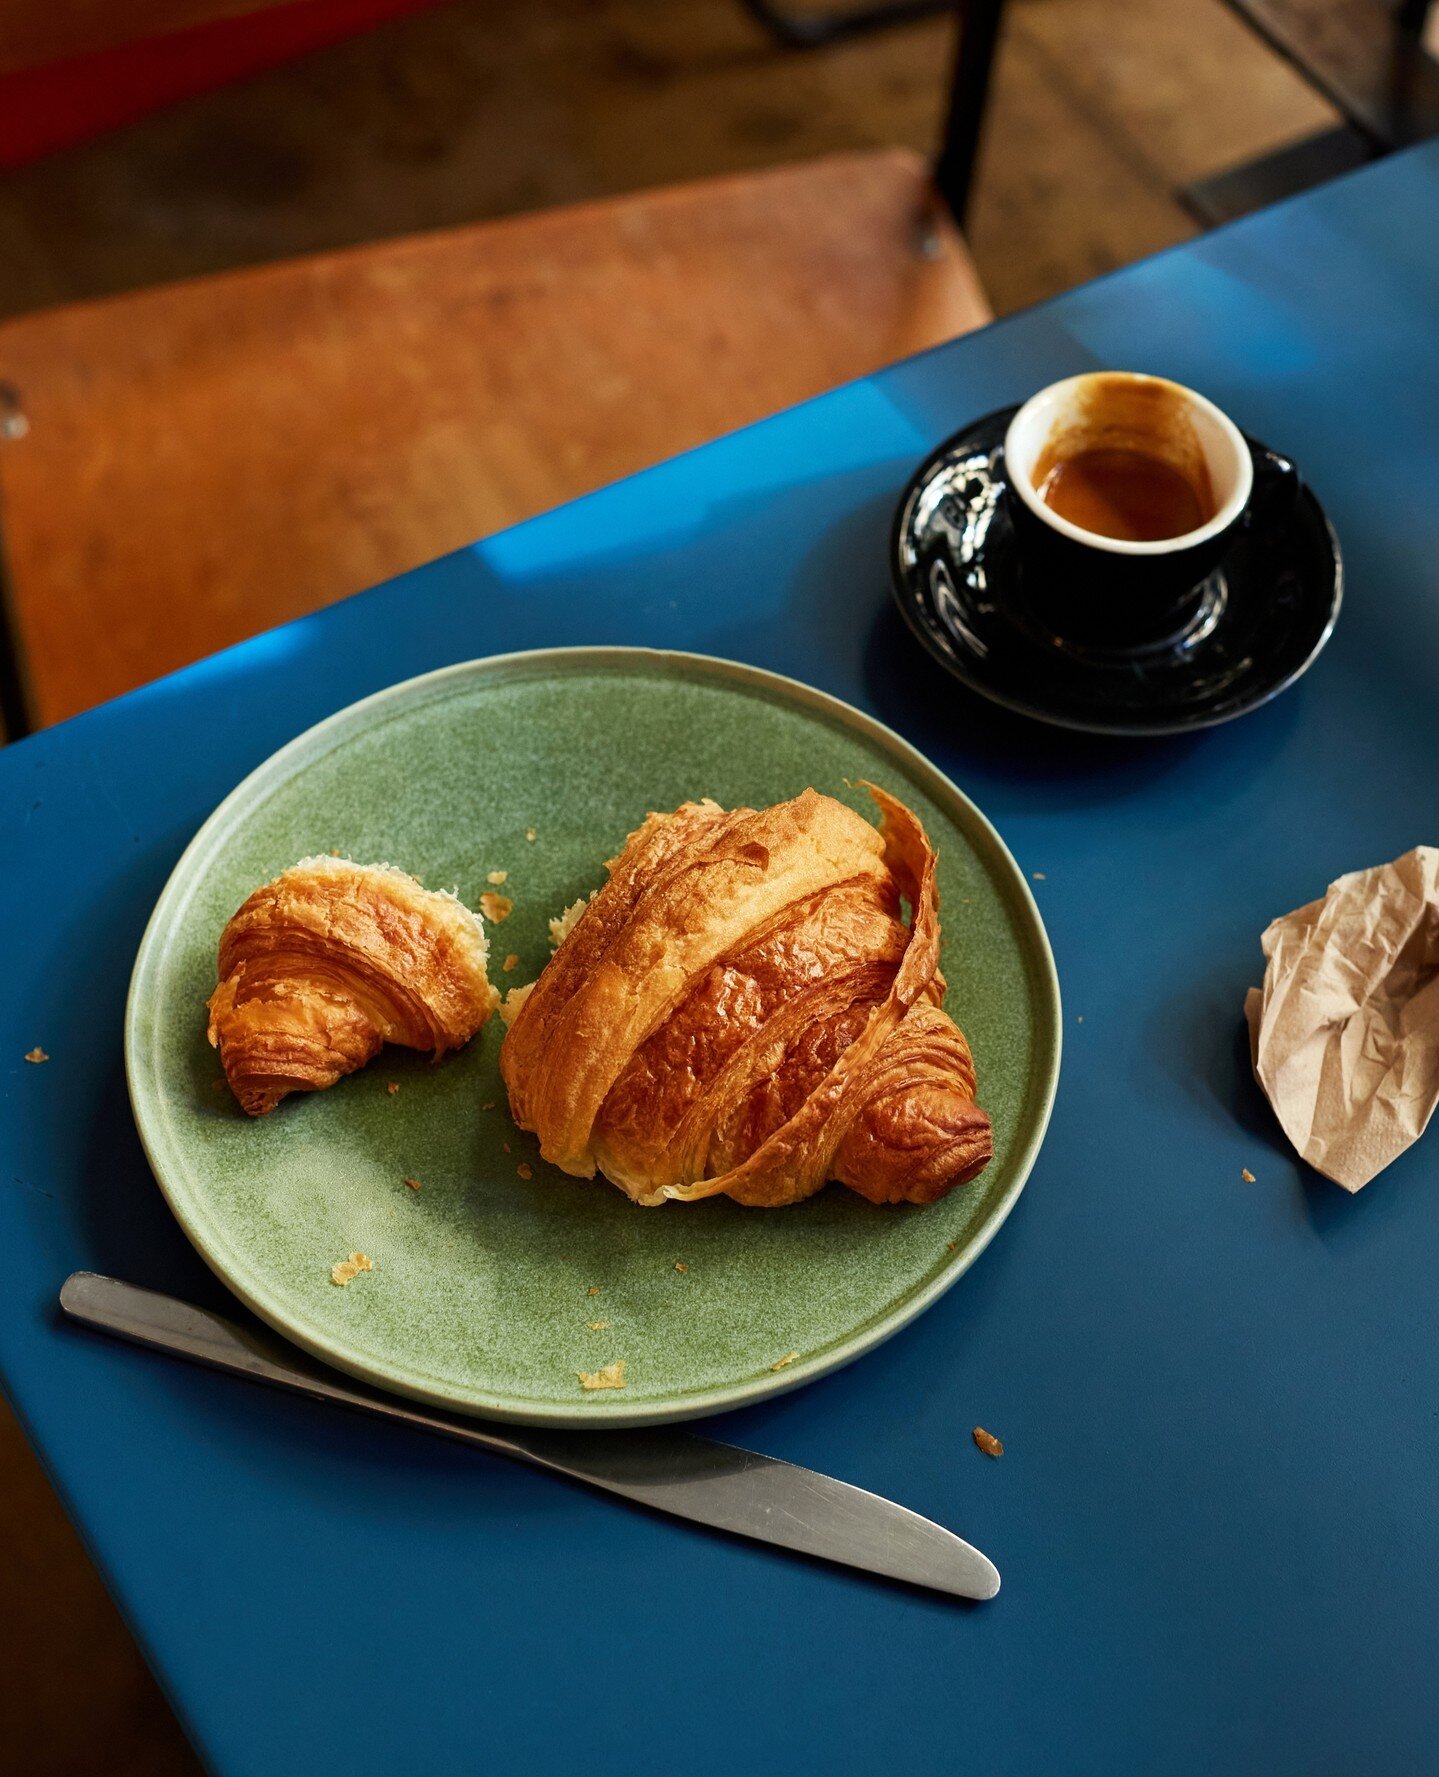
left=1241, top=1167, right=1256, bottom=1182
left=577, top=1360, right=625, bottom=1391
left=386, top=1080, right=400, bottom=1095
left=486, top=869, right=508, bottom=885
left=330, top=1252, right=373, bottom=1287
left=525, top=827, right=537, bottom=842
left=503, top=954, right=519, bottom=972
left=972, top=1426, right=1004, bottom=1458
left=24, top=1047, right=48, bottom=1064
left=946, top=1241, right=958, bottom=1251
left=479, top=891, right=514, bottom=923
left=210, top=1078, right=226, bottom=1091
left=1032, top=871, right=1046, bottom=881
left=771, top=1352, right=798, bottom=1371
left=481, top=1101, right=494, bottom=1111
left=548, top=895, right=592, bottom=951
left=404, top=1177, right=422, bottom=1192
left=674, top=1261, right=688, bottom=1273
left=517, top=1163, right=533, bottom=1180
left=587, top=1285, right=600, bottom=1297
left=329, top=848, right=340, bottom=857
left=502, top=1141, right=511, bottom=1153
left=587, top=1320, right=610, bottom=1331
left=1077, top=1015, right=1084, bottom=1023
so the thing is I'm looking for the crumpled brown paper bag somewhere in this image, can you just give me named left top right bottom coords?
left=1245, top=847, right=1439, bottom=1191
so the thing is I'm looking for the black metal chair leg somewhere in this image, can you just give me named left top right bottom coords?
left=739, top=0, right=954, bottom=48
left=0, top=558, right=35, bottom=742
left=933, top=0, right=1006, bottom=228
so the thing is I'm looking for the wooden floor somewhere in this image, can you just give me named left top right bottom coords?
left=0, top=0, right=1331, bottom=325
left=0, top=0, right=1332, bottom=1770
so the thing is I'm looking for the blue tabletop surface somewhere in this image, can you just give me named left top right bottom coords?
left=5, top=144, right=1439, bottom=1776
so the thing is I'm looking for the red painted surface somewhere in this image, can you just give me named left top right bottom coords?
left=0, top=0, right=442, bottom=168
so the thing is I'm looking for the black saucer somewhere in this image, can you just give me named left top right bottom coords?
left=890, top=406, right=1342, bottom=736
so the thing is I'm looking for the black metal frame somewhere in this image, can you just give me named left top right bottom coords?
left=738, top=0, right=953, bottom=47
left=0, top=538, right=34, bottom=743
left=741, top=0, right=1008, bottom=227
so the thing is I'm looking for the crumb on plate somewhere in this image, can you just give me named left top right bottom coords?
left=517, top=1162, right=533, bottom=1180
left=972, top=1426, right=1003, bottom=1458
left=404, top=1176, right=422, bottom=1192
left=587, top=1286, right=600, bottom=1297
left=548, top=895, right=592, bottom=951
left=674, top=1261, right=688, bottom=1273
left=526, top=827, right=537, bottom=842
left=487, top=869, right=508, bottom=885
left=481, top=1101, right=494, bottom=1111
left=578, top=1360, right=625, bottom=1391
left=331, top=1252, right=373, bottom=1287
left=386, top=1080, right=399, bottom=1095
left=587, top=1320, right=610, bottom=1331
left=479, top=891, right=514, bottom=924
left=771, top=1352, right=798, bottom=1371
left=24, top=1047, right=47, bottom=1064
left=503, top=954, right=518, bottom=973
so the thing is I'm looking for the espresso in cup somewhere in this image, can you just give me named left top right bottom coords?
left=1003, top=372, right=1254, bottom=647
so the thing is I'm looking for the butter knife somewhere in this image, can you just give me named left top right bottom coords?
left=60, top=1271, right=998, bottom=1601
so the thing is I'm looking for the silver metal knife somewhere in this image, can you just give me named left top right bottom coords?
left=59, top=1271, right=998, bottom=1601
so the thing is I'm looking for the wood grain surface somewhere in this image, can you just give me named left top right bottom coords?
left=0, top=149, right=988, bottom=726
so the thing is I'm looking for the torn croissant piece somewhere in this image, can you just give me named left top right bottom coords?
left=500, top=785, right=992, bottom=1207
left=207, top=856, right=498, bottom=1115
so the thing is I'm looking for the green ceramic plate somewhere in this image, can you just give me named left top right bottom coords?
left=127, top=648, right=1060, bottom=1426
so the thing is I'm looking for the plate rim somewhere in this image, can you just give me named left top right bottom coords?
left=889, top=407, right=1344, bottom=738
left=126, top=645, right=1062, bottom=1426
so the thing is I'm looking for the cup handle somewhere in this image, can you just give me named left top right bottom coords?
left=1245, top=446, right=1301, bottom=528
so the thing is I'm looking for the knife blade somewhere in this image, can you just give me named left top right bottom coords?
left=59, top=1271, right=999, bottom=1601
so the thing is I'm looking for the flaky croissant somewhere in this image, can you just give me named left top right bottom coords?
left=207, top=856, right=498, bottom=1115
left=500, top=786, right=992, bottom=1207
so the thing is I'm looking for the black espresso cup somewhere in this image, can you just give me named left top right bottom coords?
left=1003, top=371, right=1255, bottom=649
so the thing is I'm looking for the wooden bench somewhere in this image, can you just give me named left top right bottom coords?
left=0, top=150, right=989, bottom=732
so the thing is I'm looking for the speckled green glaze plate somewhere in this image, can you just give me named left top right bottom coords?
left=126, top=648, right=1060, bottom=1426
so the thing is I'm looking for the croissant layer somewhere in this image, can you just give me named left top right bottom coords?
left=500, top=786, right=992, bottom=1206
left=208, top=856, right=498, bottom=1115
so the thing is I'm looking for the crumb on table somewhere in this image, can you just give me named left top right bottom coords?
left=577, top=1360, right=625, bottom=1391
left=1242, top=1167, right=1256, bottom=1182
left=24, top=1047, right=48, bottom=1064
left=771, top=1352, right=798, bottom=1371
left=486, top=869, right=508, bottom=885
left=330, top=1252, right=374, bottom=1287
left=479, top=891, right=514, bottom=923
left=972, top=1426, right=1004, bottom=1458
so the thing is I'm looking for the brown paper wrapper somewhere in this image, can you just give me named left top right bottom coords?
left=1246, top=846, right=1439, bottom=1191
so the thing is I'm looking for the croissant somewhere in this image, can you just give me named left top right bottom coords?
left=500, top=785, right=992, bottom=1207
left=207, top=856, right=498, bottom=1115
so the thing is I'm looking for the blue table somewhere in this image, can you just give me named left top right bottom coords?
left=5, top=144, right=1439, bottom=1776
